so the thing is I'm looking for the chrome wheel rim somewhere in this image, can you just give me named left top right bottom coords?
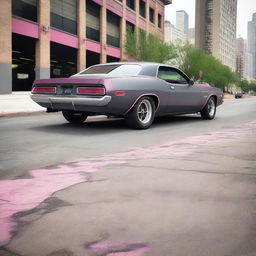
left=208, top=98, right=215, bottom=117
left=137, top=99, right=152, bottom=124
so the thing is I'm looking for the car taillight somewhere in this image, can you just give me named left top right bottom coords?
left=115, top=91, right=125, bottom=96
left=32, top=87, right=56, bottom=93
left=77, top=87, right=105, bottom=95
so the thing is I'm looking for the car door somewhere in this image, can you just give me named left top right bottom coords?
left=157, top=66, right=203, bottom=113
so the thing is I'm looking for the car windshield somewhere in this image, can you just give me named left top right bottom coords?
left=79, top=64, right=141, bottom=75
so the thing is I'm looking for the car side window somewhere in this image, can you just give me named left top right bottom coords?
left=157, top=66, right=188, bottom=84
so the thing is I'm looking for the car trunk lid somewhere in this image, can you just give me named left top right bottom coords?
left=32, top=77, right=109, bottom=96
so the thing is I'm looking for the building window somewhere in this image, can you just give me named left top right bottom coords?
left=139, top=0, right=146, bottom=18
left=127, top=0, right=135, bottom=10
left=107, top=56, right=120, bottom=63
left=86, top=0, right=100, bottom=42
left=126, top=21, right=135, bottom=32
left=107, top=11, right=120, bottom=48
left=51, top=0, right=77, bottom=35
left=149, top=8, right=154, bottom=23
left=50, top=42, right=77, bottom=78
left=158, top=14, right=162, bottom=28
left=12, top=0, right=37, bottom=22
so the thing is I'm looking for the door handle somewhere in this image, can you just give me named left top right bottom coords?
left=169, top=85, right=175, bottom=90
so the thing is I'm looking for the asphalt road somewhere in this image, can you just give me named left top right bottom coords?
left=0, top=97, right=256, bottom=256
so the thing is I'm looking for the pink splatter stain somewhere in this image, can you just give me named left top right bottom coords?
left=88, top=241, right=149, bottom=256
left=0, top=121, right=255, bottom=247
left=106, top=249, right=148, bottom=256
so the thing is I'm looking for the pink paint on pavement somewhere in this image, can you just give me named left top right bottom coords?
left=89, top=241, right=139, bottom=251
left=0, top=121, right=256, bottom=246
left=88, top=241, right=149, bottom=256
left=107, top=248, right=148, bottom=256
left=12, top=17, right=39, bottom=39
left=0, top=165, right=92, bottom=245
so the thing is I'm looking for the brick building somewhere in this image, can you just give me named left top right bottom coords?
left=0, top=0, right=171, bottom=94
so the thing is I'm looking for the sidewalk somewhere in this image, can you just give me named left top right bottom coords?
left=0, top=92, right=45, bottom=117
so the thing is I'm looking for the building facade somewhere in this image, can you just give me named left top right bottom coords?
left=195, top=0, right=237, bottom=70
left=235, top=37, right=245, bottom=78
left=247, top=13, right=256, bottom=79
left=176, top=10, right=188, bottom=35
left=0, top=0, right=171, bottom=94
left=245, top=51, right=253, bottom=80
left=188, top=28, right=195, bottom=45
left=164, top=20, right=187, bottom=43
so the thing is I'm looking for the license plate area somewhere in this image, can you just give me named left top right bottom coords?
left=62, top=86, right=74, bottom=95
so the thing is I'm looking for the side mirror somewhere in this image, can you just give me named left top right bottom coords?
left=189, top=78, right=194, bottom=86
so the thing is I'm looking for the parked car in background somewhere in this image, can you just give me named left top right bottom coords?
left=31, top=62, right=224, bottom=129
left=235, top=91, right=243, bottom=99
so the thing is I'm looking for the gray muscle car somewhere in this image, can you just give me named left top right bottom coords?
left=31, top=62, right=224, bottom=129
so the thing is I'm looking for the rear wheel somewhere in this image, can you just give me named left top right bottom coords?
left=125, top=97, right=155, bottom=129
left=200, top=96, right=216, bottom=120
left=62, top=110, right=88, bottom=124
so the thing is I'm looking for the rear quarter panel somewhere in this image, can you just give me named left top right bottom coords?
left=195, top=84, right=224, bottom=110
left=105, top=76, right=169, bottom=115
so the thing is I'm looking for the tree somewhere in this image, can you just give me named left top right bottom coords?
left=172, top=42, right=240, bottom=90
left=124, top=27, right=176, bottom=63
left=240, top=79, right=256, bottom=93
left=125, top=30, right=248, bottom=92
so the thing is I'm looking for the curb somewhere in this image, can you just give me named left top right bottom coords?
left=0, top=110, right=46, bottom=118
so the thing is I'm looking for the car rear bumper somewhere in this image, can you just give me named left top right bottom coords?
left=31, top=94, right=112, bottom=108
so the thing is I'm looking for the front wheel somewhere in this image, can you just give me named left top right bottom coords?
left=200, top=96, right=216, bottom=120
left=125, top=97, right=155, bottom=129
left=62, top=110, right=88, bottom=124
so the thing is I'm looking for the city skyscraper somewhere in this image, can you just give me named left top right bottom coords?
left=235, top=37, right=245, bottom=77
left=247, top=13, right=256, bottom=79
left=195, top=0, right=237, bottom=70
left=176, top=10, right=189, bottom=35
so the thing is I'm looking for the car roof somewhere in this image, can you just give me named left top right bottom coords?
left=90, top=62, right=175, bottom=68
left=75, top=62, right=190, bottom=79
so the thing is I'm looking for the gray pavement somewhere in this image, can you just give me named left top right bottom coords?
left=0, top=96, right=256, bottom=256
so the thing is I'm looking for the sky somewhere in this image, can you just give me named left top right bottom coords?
left=164, top=0, right=256, bottom=39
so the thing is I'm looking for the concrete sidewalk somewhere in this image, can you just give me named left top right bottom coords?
left=0, top=92, right=45, bottom=117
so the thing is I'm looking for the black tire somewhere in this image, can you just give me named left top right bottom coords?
left=200, top=96, right=216, bottom=120
left=125, top=97, right=155, bottom=129
left=62, top=110, right=88, bottom=124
